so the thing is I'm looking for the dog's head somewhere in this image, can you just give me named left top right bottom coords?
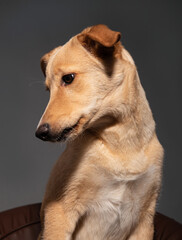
left=35, top=24, right=135, bottom=142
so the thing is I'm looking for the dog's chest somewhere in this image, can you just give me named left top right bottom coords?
left=72, top=180, right=139, bottom=240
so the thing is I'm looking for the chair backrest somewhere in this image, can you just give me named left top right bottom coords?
left=0, top=203, right=41, bottom=240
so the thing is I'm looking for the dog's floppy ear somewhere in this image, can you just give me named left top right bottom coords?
left=77, top=24, right=121, bottom=52
left=40, top=47, right=60, bottom=76
left=78, top=25, right=121, bottom=76
left=40, top=52, right=52, bottom=76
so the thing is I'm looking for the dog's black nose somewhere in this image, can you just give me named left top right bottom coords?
left=35, top=123, right=50, bottom=141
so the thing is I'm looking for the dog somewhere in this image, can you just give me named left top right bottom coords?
left=35, top=24, right=164, bottom=240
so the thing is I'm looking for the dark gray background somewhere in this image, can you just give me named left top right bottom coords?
left=0, top=0, right=182, bottom=223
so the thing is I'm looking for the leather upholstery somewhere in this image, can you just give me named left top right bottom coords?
left=0, top=203, right=41, bottom=240
left=154, top=212, right=182, bottom=240
left=0, top=203, right=182, bottom=240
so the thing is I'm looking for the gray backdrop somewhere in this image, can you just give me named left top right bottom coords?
left=0, top=0, right=182, bottom=223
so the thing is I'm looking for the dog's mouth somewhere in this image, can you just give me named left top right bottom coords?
left=53, top=115, right=90, bottom=142
left=55, top=121, right=79, bottom=142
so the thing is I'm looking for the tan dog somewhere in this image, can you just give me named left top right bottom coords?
left=36, top=24, right=164, bottom=240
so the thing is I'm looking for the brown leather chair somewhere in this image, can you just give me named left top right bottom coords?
left=0, top=203, right=182, bottom=240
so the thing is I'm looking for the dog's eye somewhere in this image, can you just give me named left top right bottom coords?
left=62, top=74, right=75, bottom=85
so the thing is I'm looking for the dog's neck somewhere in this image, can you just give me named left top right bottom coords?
left=82, top=73, right=155, bottom=155
left=87, top=77, right=154, bottom=153
left=86, top=116, right=153, bottom=155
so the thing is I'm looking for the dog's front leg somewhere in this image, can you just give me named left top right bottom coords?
left=39, top=201, right=83, bottom=240
left=127, top=219, right=154, bottom=240
left=127, top=195, right=157, bottom=240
